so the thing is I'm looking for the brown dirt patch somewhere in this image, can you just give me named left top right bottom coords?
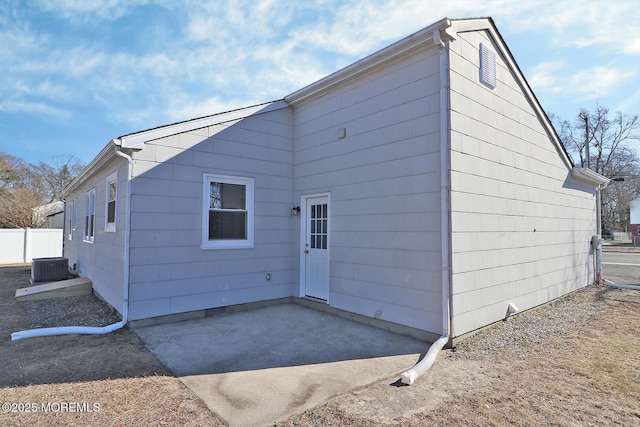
left=0, top=265, right=225, bottom=427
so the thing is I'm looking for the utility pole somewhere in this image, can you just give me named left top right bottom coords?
left=580, top=112, right=603, bottom=284
left=580, top=112, right=590, bottom=169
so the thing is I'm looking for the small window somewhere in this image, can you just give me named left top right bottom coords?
left=480, top=43, right=497, bottom=89
left=202, top=174, right=254, bottom=249
left=84, top=188, right=96, bottom=243
left=67, top=199, right=77, bottom=240
left=105, top=172, right=117, bottom=232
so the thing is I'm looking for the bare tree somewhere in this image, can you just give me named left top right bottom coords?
left=34, top=155, right=85, bottom=202
left=554, top=107, right=640, bottom=234
left=0, top=187, right=46, bottom=228
left=0, top=152, right=45, bottom=228
left=0, top=152, right=85, bottom=228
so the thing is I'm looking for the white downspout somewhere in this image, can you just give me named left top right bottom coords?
left=595, top=184, right=603, bottom=285
left=401, top=28, right=453, bottom=385
left=11, top=144, right=132, bottom=340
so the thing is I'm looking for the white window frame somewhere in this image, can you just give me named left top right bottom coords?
left=83, top=188, right=96, bottom=243
left=67, top=199, right=77, bottom=240
left=105, top=172, right=117, bottom=232
left=202, top=173, right=254, bottom=250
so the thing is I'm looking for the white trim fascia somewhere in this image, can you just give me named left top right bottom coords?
left=572, top=167, right=610, bottom=188
left=62, top=141, right=117, bottom=198
left=285, top=18, right=454, bottom=106
left=117, top=100, right=288, bottom=150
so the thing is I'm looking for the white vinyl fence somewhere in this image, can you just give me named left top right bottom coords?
left=0, top=229, right=63, bottom=264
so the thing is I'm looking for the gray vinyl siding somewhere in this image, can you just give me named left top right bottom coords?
left=448, top=30, right=597, bottom=336
left=127, top=107, right=295, bottom=320
left=293, top=43, right=443, bottom=333
left=63, top=158, right=128, bottom=313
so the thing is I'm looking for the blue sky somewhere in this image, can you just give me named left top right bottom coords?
left=1, top=0, right=639, bottom=166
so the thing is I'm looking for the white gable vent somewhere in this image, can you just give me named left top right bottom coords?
left=480, top=43, right=497, bottom=89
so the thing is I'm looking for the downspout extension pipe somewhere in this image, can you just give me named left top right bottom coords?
left=603, top=279, right=640, bottom=291
left=401, top=335, right=448, bottom=385
left=401, top=28, right=453, bottom=385
left=11, top=145, right=133, bottom=341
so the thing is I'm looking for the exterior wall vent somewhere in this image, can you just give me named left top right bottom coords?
left=480, top=43, right=497, bottom=89
left=31, top=257, right=69, bottom=284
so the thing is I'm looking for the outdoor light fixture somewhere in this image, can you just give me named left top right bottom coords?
left=291, top=206, right=300, bottom=216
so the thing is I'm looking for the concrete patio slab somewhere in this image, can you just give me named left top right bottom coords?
left=133, top=302, right=428, bottom=427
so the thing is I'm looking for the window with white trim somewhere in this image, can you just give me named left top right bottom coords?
left=67, top=199, right=77, bottom=240
left=202, top=174, right=254, bottom=249
left=84, top=188, right=96, bottom=243
left=105, top=172, right=117, bottom=232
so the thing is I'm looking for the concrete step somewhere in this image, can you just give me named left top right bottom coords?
left=15, top=277, right=93, bottom=301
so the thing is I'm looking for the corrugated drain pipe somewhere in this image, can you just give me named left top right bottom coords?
left=401, top=28, right=453, bottom=385
left=11, top=145, right=132, bottom=340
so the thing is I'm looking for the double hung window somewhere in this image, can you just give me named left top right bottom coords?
left=105, top=172, right=117, bottom=232
left=67, top=199, right=77, bottom=240
left=202, top=174, right=254, bottom=249
left=84, top=188, right=96, bottom=243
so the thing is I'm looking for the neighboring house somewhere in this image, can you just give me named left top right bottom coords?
left=33, top=201, right=65, bottom=229
left=62, top=17, right=608, bottom=343
left=630, top=197, right=640, bottom=237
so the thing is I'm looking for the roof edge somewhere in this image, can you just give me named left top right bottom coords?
left=62, top=140, right=118, bottom=198
left=118, top=100, right=288, bottom=149
left=572, top=167, right=610, bottom=188
left=285, top=17, right=454, bottom=105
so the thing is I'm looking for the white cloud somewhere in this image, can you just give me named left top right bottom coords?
left=35, top=0, right=153, bottom=23
left=529, top=60, right=637, bottom=102
left=11, top=80, right=72, bottom=100
left=569, top=67, right=637, bottom=101
left=528, top=61, right=566, bottom=91
left=494, top=0, right=640, bottom=55
left=3, top=0, right=638, bottom=141
left=0, top=101, right=71, bottom=119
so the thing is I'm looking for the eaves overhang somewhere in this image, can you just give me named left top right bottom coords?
left=116, top=100, right=288, bottom=150
left=572, top=167, right=610, bottom=189
left=62, top=140, right=118, bottom=198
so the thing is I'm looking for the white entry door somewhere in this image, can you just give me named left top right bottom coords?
left=303, top=196, right=329, bottom=301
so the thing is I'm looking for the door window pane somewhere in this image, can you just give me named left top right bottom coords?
left=309, top=203, right=328, bottom=250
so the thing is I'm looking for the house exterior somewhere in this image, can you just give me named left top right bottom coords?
left=33, top=201, right=64, bottom=228
left=62, top=17, right=608, bottom=343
